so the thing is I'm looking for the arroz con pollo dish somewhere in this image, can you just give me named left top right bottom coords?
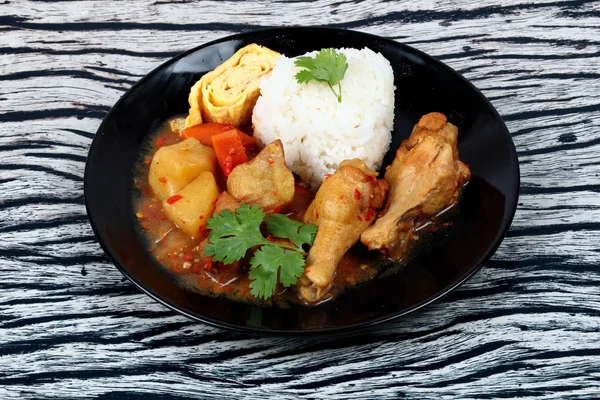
left=133, top=44, right=471, bottom=306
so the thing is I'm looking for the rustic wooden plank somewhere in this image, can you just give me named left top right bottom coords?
left=1, top=0, right=600, bottom=399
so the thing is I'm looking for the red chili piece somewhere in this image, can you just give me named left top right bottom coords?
left=364, top=208, right=375, bottom=221
left=295, top=183, right=311, bottom=193
left=159, top=177, right=168, bottom=184
left=156, top=136, right=167, bottom=147
left=354, top=189, right=361, bottom=200
left=166, top=194, right=182, bottom=205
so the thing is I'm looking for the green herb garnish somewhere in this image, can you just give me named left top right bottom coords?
left=202, top=204, right=317, bottom=300
left=294, top=48, right=349, bottom=102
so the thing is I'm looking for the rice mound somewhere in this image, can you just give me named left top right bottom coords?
left=252, top=47, right=395, bottom=189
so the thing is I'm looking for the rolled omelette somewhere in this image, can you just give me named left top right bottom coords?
left=184, top=43, right=281, bottom=128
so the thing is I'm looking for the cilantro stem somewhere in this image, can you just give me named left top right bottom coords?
left=327, top=82, right=342, bottom=103
left=259, top=239, right=303, bottom=254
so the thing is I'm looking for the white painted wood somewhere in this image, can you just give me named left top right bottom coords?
left=1, top=0, right=600, bottom=398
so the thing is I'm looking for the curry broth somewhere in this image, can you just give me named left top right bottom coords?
left=132, top=120, right=386, bottom=307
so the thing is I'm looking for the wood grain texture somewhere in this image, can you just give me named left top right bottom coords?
left=1, top=0, right=600, bottom=398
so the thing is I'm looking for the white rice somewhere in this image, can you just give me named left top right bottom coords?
left=252, top=47, right=395, bottom=189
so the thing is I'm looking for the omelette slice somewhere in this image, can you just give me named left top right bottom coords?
left=185, top=43, right=281, bottom=128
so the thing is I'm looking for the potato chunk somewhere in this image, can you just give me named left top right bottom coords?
left=149, top=138, right=217, bottom=201
left=162, top=171, right=220, bottom=238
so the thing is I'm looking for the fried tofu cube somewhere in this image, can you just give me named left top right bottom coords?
left=227, top=140, right=294, bottom=211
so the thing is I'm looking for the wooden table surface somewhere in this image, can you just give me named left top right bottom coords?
left=2, top=1, right=599, bottom=398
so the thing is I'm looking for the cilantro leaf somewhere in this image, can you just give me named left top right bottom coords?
left=294, top=69, right=315, bottom=84
left=248, top=246, right=306, bottom=299
left=203, top=204, right=267, bottom=264
left=294, top=48, right=349, bottom=102
left=266, top=213, right=317, bottom=249
left=277, top=251, right=306, bottom=287
left=313, top=48, right=348, bottom=85
left=248, top=247, right=279, bottom=300
left=294, top=56, right=315, bottom=70
left=202, top=204, right=318, bottom=300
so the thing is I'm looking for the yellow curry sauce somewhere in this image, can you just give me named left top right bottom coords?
left=133, top=120, right=386, bottom=307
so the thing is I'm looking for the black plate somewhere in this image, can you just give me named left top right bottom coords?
left=84, top=27, right=519, bottom=334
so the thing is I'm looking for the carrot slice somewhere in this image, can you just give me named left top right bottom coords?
left=212, top=129, right=248, bottom=176
left=181, top=123, right=257, bottom=148
left=236, top=129, right=257, bottom=148
left=181, top=123, right=235, bottom=146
